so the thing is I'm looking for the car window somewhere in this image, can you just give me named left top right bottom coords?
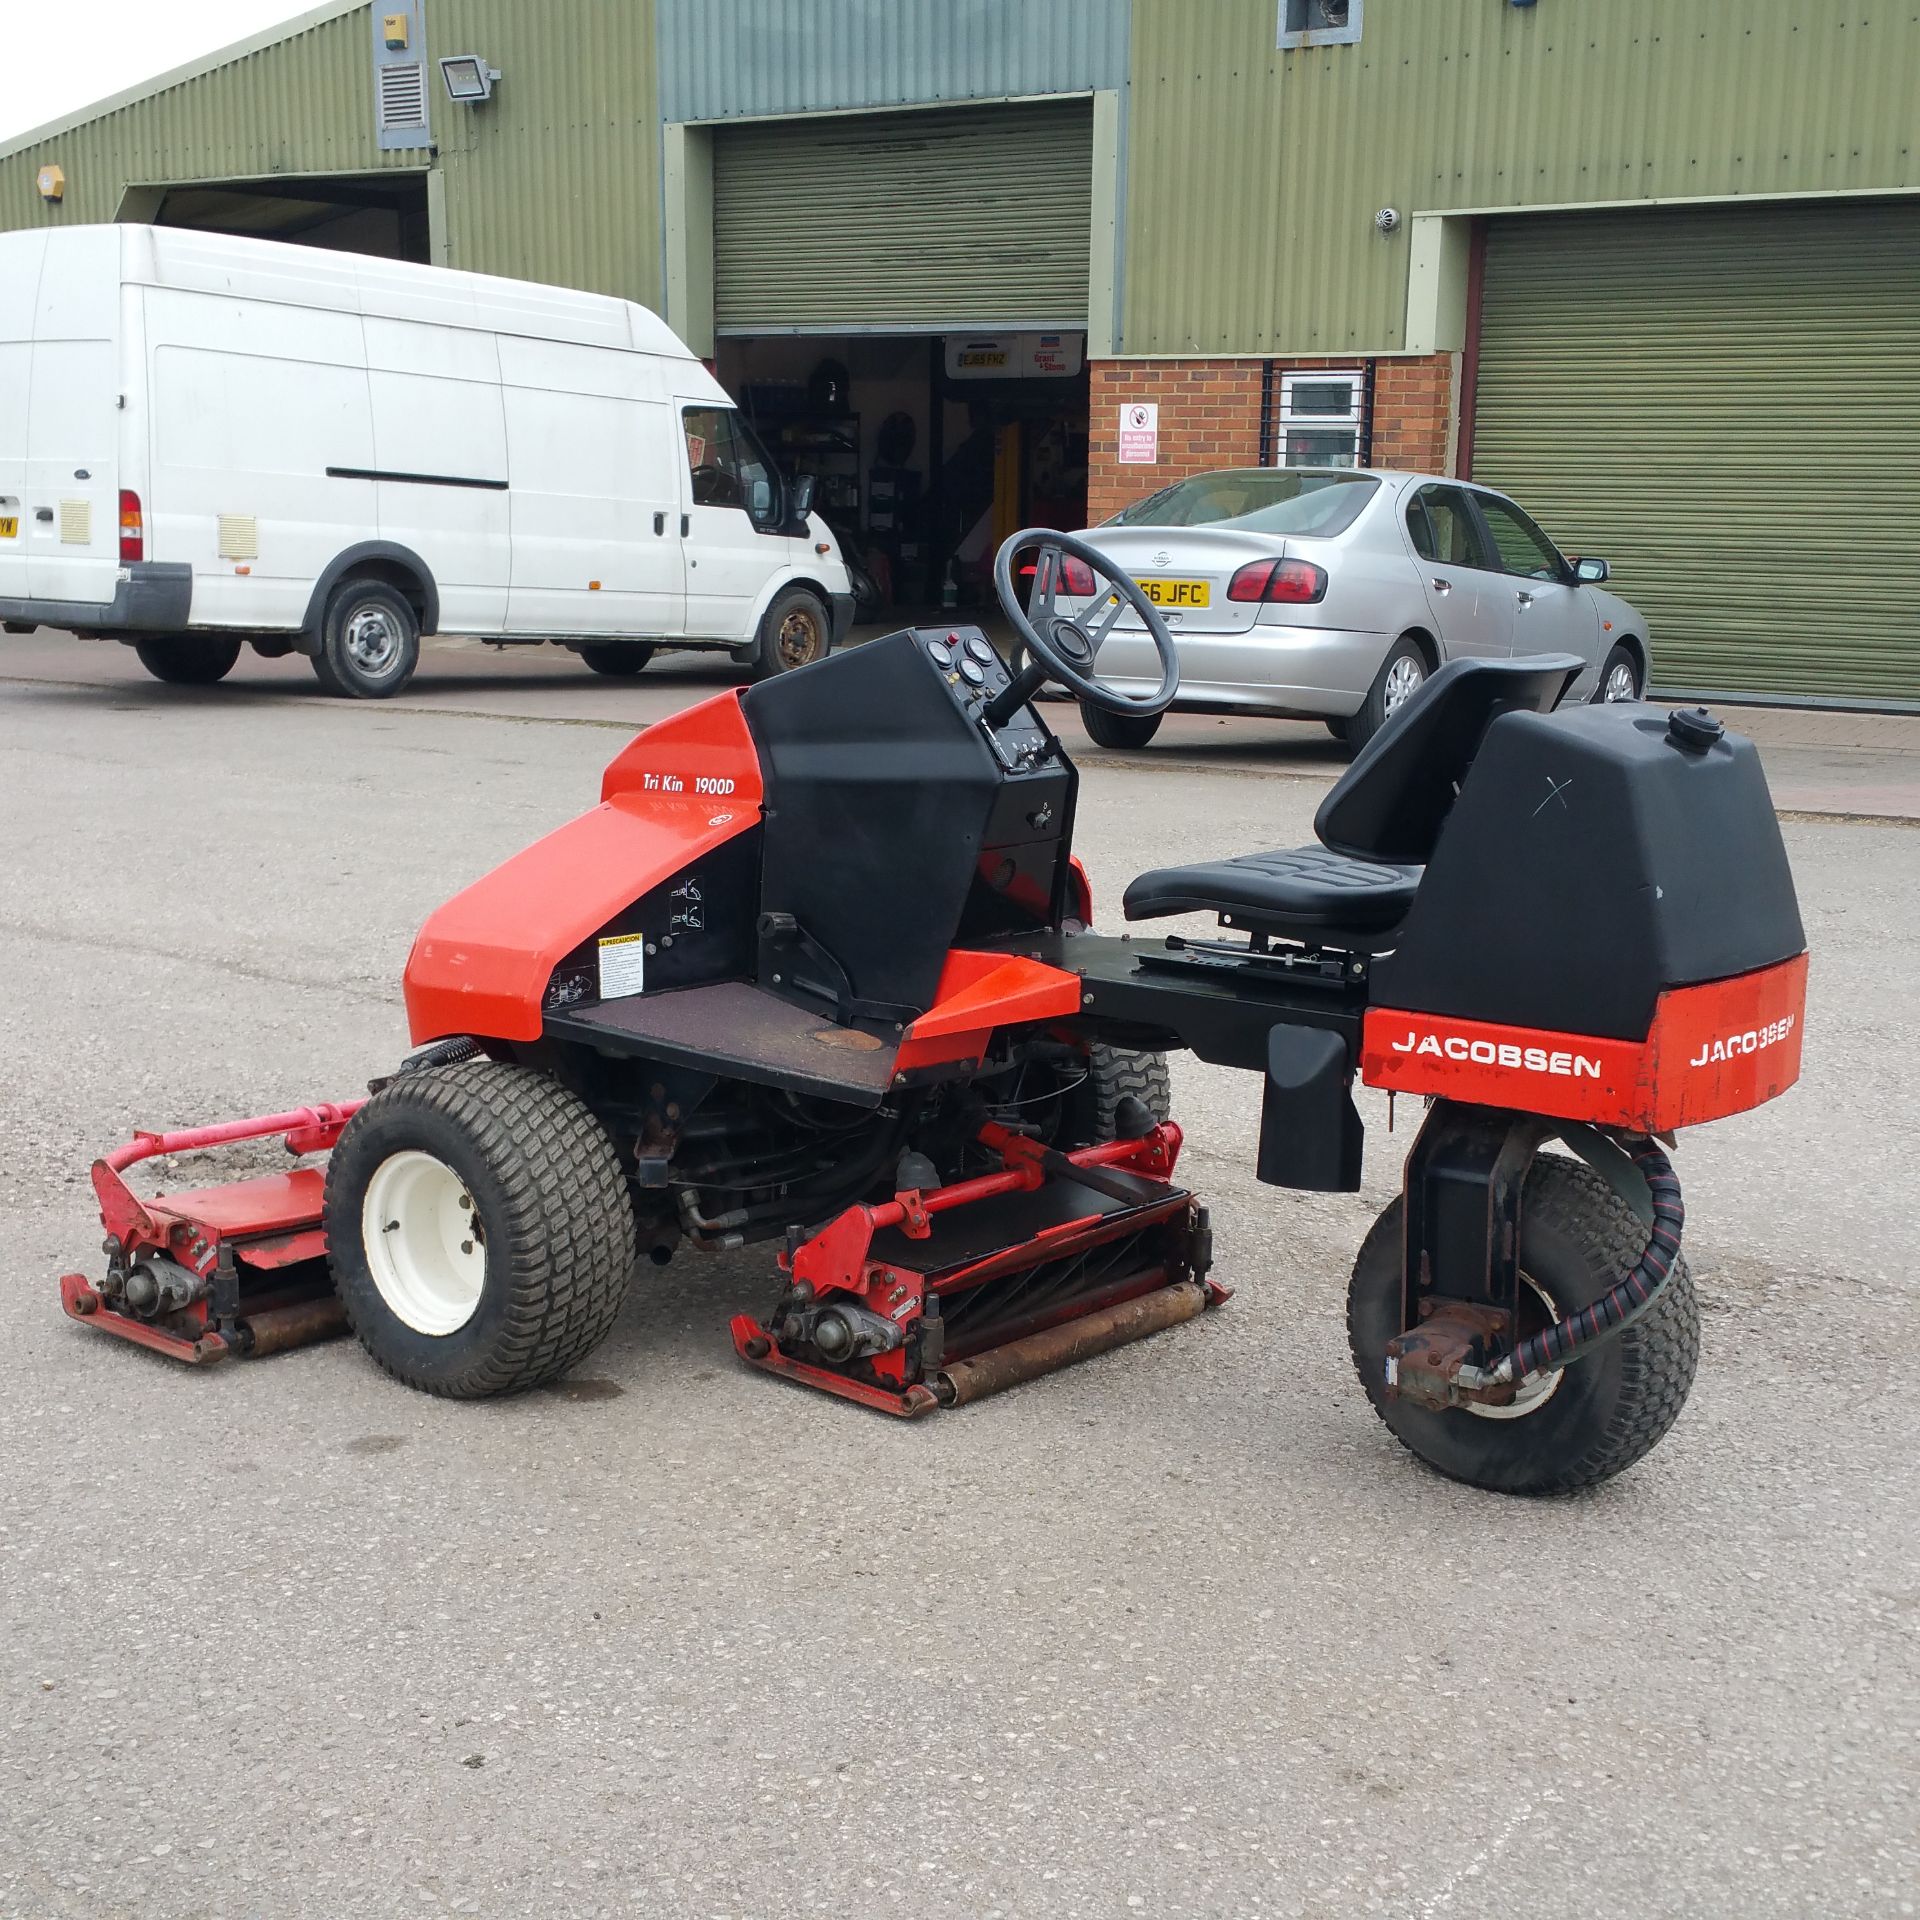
left=1475, top=493, right=1567, bottom=581
left=684, top=406, right=779, bottom=530
left=1407, top=485, right=1488, bottom=568
left=1106, top=469, right=1377, bottom=537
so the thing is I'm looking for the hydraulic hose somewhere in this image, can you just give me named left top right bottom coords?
left=1493, top=1137, right=1685, bottom=1387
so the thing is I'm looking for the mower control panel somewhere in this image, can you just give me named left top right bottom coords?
left=915, top=626, right=1052, bottom=766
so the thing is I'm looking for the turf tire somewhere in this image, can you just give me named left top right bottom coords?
left=1067, top=1043, right=1173, bottom=1145
left=325, top=1063, right=637, bottom=1398
left=1347, top=1153, right=1700, bottom=1495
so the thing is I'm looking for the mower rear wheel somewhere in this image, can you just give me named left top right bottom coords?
left=1346, top=1154, right=1700, bottom=1495
left=325, top=1063, right=637, bottom=1398
left=1067, top=1044, right=1173, bottom=1144
left=1078, top=702, right=1163, bottom=751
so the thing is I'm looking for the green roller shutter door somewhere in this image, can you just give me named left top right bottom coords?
left=712, top=100, right=1092, bottom=335
left=1473, top=202, right=1920, bottom=705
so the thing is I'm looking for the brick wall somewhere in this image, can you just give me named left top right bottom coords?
left=1086, top=353, right=1458, bottom=523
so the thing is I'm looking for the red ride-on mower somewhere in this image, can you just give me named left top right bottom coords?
left=62, top=530, right=1808, bottom=1492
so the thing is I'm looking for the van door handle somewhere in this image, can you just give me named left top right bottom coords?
left=653, top=512, right=666, bottom=535
left=1430, top=576, right=1451, bottom=595
left=35, top=508, right=54, bottom=523
left=680, top=514, right=690, bottom=538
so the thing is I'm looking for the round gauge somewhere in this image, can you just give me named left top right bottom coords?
left=964, top=634, right=996, bottom=665
left=959, top=656, right=986, bottom=687
left=927, top=641, right=954, bottom=669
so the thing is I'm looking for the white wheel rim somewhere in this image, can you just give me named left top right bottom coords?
left=361, top=1150, right=487, bottom=1336
left=1469, top=1271, right=1566, bottom=1421
left=1604, top=661, right=1637, bottom=702
left=1384, top=655, right=1425, bottom=713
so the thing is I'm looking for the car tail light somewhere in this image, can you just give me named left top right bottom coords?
left=1020, top=553, right=1098, bottom=596
left=118, top=490, right=144, bottom=563
left=1227, top=557, right=1327, bottom=604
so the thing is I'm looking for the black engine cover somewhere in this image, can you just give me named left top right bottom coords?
left=1374, top=703, right=1805, bottom=1040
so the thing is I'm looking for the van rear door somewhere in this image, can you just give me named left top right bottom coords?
left=24, top=230, right=120, bottom=611
left=0, top=232, right=46, bottom=610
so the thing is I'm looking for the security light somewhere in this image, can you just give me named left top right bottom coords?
left=440, top=55, right=501, bottom=104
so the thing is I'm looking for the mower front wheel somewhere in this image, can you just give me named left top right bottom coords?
left=325, top=1063, right=637, bottom=1398
left=1346, top=1154, right=1700, bottom=1494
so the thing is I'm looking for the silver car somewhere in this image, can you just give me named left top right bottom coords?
left=1063, top=468, right=1648, bottom=752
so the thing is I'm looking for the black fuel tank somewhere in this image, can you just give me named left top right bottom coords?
left=1373, top=703, right=1806, bottom=1040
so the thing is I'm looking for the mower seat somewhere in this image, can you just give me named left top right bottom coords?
left=1121, top=655, right=1589, bottom=952
left=1122, top=847, right=1418, bottom=948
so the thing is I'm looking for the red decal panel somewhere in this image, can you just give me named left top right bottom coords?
left=407, top=692, right=764, bottom=1046
left=1361, top=954, right=1807, bottom=1132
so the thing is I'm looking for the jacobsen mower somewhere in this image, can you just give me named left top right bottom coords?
left=61, top=531, right=1807, bottom=1493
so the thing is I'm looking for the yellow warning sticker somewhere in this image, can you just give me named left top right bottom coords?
left=597, top=932, right=647, bottom=1000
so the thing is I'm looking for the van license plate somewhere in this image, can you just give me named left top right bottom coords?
left=0, top=518, right=16, bottom=540
left=1136, top=576, right=1209, bottom=608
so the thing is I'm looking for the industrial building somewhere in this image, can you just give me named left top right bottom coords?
left=4, top=0, right=1914, bottom=703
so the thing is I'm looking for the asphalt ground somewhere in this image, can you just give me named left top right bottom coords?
left=1, top=631, right=1916, bottom=1920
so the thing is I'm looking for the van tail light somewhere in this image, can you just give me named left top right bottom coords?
left=118, top=490, right=144, bottom=563
left=1227, top=557, right=1327, bottom=604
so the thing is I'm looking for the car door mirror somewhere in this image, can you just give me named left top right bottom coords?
left=787, top=473, right=816, bottom=519
left=1574, top=556, right=1610, bottom=585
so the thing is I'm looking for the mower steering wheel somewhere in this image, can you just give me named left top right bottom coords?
left=993, top=528, right=1180, bottom=718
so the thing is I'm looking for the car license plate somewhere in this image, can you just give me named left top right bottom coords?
left=0, top=517, right=16, bottom=540
left=1136, top=576, right=1209, bottom=609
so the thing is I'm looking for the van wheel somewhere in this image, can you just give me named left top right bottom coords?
left=133, top=636, right=241, bottom=686
left=313, top=579, right=420, bottom=699
left=579, top=642, right=655, bottom=677
left=752, top=588, right=831, bottom=679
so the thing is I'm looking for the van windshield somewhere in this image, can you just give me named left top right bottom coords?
left=683, top=406, right=781, bottom=530
left=1106, top=469, right=1378, bottom=537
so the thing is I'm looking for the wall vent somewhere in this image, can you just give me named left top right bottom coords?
left=374, top=3, right=431, bottom=151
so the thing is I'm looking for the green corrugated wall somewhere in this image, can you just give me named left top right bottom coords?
left=0, top=0, right=662, bottom=306
left=1123, top=0, right=1920, bottom=354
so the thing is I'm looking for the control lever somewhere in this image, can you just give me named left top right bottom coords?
left=981, top=658, right=1050, bottom=731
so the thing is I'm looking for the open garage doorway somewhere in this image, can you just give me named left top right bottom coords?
left=713, top=332, right=1090, bottom=626
left=137, top=172, right=431, bottom=262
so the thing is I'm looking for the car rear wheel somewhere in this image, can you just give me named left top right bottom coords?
left=1594, top=643, right=1641, bottom=703
left=1078, top=702, right=1164, bottom=751
left=133, top=636, right=242, bottom=685
left=1342, top=635, right=1428, bottom=755
left=579, top=642, right=655, bottom=677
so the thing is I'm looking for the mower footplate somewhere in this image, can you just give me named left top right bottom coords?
left=733, top=1122, right=1224, bottom=1416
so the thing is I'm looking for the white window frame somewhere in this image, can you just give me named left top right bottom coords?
left=1277, top=369, right=1366, bottom=469
left=1277, top=0, right=1364, bottom=51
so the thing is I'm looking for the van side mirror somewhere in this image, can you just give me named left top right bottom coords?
left=1574, top=556, right=1610, bottom=585
left=788, top=474, right=817, bottom=518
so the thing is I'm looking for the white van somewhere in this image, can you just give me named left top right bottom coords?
left=0, top=226, right=852, bottom=696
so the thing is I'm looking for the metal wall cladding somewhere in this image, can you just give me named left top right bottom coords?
left=658, top=0, right=1131, bottom=123
left=0, top=0, right=664, bottom=309
left=1125, top=0, right=1920, bottom=355
left=1474, top=202, right=1920, bottom=704
left=430, top=0, right=662, bottom=304
left=0, top=5, right=400, bottom=232
left=714, top=100, right=1094, bottom=333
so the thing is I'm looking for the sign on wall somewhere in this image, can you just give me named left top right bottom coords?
left=944, top=332, right=1087, bottom=380
left=1117, top=402, right=1160, bottom=464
